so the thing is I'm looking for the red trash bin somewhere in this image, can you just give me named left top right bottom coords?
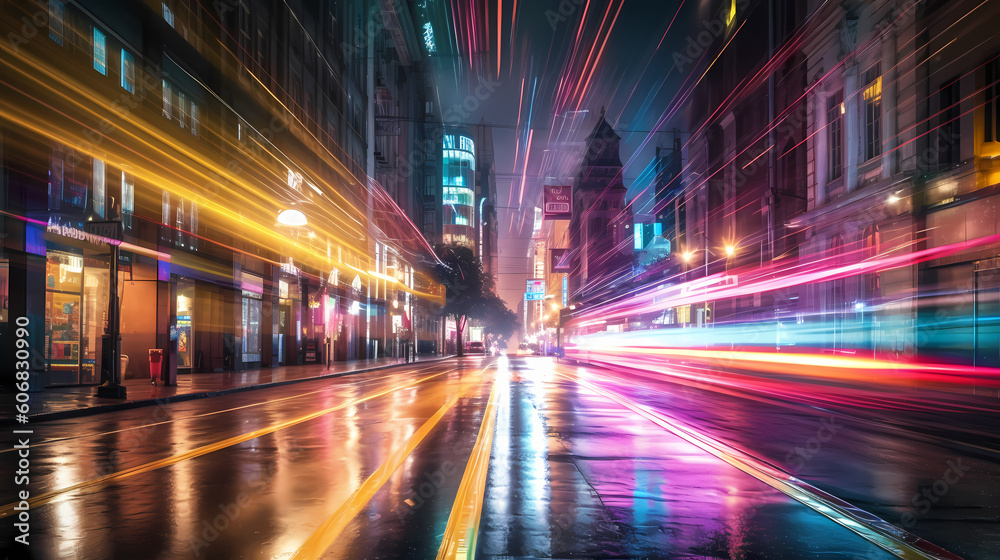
left=149, top=349, right=164, bottom=386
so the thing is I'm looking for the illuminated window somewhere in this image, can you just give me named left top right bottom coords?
left=422, top=22, right=436, bottom=53
left=162, top=191, right=171, bottom=231
left=862, top=65, right=882, bottom=161
left=178, top=92, right=187, bottom=128
left=162, top=79, right=172, bottom=119
left=190, top=102, right=198, bottom=136
left=121, top=50, right=135, bottom=93
left=121, top=171, right=134, bottom=229
left=443, top=135, right=455, bottom=149
left=93, top=28, right=107, bottom=75
left=653, top=222, right=663, bottom=236
left=443, top=187, right=474, bottom=206
left=162, top=2, right=174, bottom=27
left=176, top=197, right=185, bottom=247
left=634, top=223, right=644, bottom=250
left=827, top=90, right=843, bottom=180
left=92, top=158, right=105, bottom=218
left=48, top=0, right=64, bottom=45
left=189, top=201, right=198, bottom=250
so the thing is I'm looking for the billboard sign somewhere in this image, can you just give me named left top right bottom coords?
left=542, top=185, right=572, bottom=219
left=525, top=279, right=545, bottom=301
left=550, top=248, right=571, bottom=272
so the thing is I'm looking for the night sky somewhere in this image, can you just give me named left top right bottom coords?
left=430, top=0, right=708, bottom=308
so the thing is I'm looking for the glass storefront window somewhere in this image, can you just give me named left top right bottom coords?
left=242, top=296, right=262, bottom=363
left=177, top=280, right=194, bottom=369
left=81, top=263, right=108, bottom=384
left=45, top=251, right=83, bottom=384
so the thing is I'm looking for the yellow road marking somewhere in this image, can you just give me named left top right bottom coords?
left=436, top=370, right=506, bottom=560
left=290, top=367, right=491, bottom=560
left=0, top=369, right=451, bottom=518
left=553, top=367, right=964, bottom=560
left=6, top=364, right=443, bottom=453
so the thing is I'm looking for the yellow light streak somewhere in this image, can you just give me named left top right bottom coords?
left=1, top=364, right=449, bottom=454
left=436, top=372, right=506, bottom=560
left=0, top=369, right=451, bottom=518
left=290, top=366, right=491, bottom=560
left=0, top=39, right=444, bottom=302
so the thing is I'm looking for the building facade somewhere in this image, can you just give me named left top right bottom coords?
left=0, top=0, right=443, bottom=391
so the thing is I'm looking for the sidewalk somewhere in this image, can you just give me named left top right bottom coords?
left=19, top=355, right=450, bottom=423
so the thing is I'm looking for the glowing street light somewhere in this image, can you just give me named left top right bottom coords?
left=725, top=245, right=735, bottom=257
left=276, top=208, right=308, bottom=227
left=683, top=251, right=695, bottom=263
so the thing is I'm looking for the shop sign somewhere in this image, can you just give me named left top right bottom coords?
left=550, top=248, right=571, bottom=272
left=542, top=185, right=572, bottom=219
left=117, top=252, right=132, bottom=274
left=83, top=220, right=124, bottom=242
left=47, top=216, right=119, bottom=247
left=525, top=279, right=545, bottom=301
left=281, top=257, right=301, bottom=277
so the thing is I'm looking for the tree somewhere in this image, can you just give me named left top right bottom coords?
left=433, top=244, right=516, bottom=356
left=481, top=295, right=519, bottom=347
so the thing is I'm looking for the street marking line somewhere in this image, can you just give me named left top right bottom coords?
left=0, top=370, right=452, bottom=519
left=5, top=364, right=446, bottom=453
left=436, top=369, right=506, bottom=560
left=553, top=368, right=964, bottom=560
left=290, top=367, right=490, bottom=560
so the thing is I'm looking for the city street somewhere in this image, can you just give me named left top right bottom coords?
left=3, top=356, right=995, bottom=559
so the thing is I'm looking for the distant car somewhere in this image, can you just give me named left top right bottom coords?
left=466, top=341, right=486, bottom=354
left=516, top=342, right=536, bottom=356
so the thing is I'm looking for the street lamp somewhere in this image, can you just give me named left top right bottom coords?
left=277, top=208, right=308, bottom=227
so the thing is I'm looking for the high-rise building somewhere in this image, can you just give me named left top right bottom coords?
left=441, top=130, right=477, bottom=248
left=469, top=122, right=498, bottom=279
left=0, top=0, right=443, bottom=391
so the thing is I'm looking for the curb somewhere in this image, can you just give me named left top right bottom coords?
left=25, top=356, right=455, bottom=423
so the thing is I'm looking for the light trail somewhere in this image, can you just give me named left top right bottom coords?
left=0, top=369, right=454, bottom=518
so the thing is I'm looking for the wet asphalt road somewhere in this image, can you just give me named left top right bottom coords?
left=1, top=356, right=996, bottom=559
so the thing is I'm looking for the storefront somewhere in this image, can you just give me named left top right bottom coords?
left=277, top=271, right=301, bottom=365
left=44, top=237, right=111, bottom=386
left=240, top=272, right=264, bottom=368
left=176, top=279, right=194, bottom=373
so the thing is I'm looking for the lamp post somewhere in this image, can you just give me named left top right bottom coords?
left=89, top=220, right=126, bottom=398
